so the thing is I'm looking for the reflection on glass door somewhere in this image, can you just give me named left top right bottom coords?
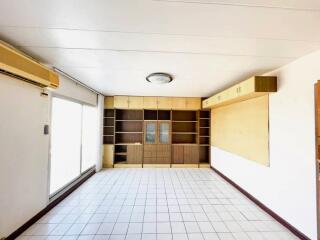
left=145, top=121, right=157, bottom=144
left=50, top=97, right=82, bottom=194
left=159, top=122, right=170, bottom=144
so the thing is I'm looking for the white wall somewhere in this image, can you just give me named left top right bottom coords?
left=0, top=74, right=50, bottom=237
left=0, top=73, right=103, bottom=238
left=211, top=50, right=320, bottom=239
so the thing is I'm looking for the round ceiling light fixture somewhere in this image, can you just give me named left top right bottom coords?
left=146, top=72, right=173, bottom=84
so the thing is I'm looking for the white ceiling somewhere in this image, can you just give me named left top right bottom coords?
left=0, top=0, right=319, bottom=97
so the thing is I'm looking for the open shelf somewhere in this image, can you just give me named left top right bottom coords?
left=114, top=145, right=127, bottom=163
left=104, top=126, right=114, bottom=135
left=116, top=121, right=143, bottom=132
left=172, top=133, right=197, bottom=144
left=116, top=109, right=143, bottom=120
left=172, top=121, right=196, bottom=133
left=200, top=128, right=209, bottom=136
left=103, top=136, right=114, bottom=144
left=115, top=133, right=143, bottom=144
left=172, top=132, right=197, bottom=134
left=172, top=110, right=197, bottom=121
left=144, top=110, right=157, bottom=120
left=200, top=110, right=210, bottom=119
left=200, top=119, right=209, bottom=127
left=103, top=109, right=115, bottom=144
left=158, top=110, right=171, bottom=120
left=199, top=145, right=210, bottom=163
left=104, top=109, right=115, bottom=118
left=199, top=136, right=210, bottom=145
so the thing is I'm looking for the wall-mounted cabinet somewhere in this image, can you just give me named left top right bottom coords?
left=114, top=96, right=144, bottom=109
left=104, top=96, right=114, bottom=109
left=202, top=76, right=277, bottom=109
left=113, top=96, right=201, bottom=110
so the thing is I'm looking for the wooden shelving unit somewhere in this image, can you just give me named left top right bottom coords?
left=103, top=100, right=211, bottom=167
left=114, top=110, right=143, bottom=164
left=172, top=111, right=198, bottom=144
left=103, top=109, right=115, bottom=144
left=199, top=110, right=210, bottom=165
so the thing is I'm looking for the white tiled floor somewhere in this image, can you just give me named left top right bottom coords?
left=19, top=168, right=298, bottom=240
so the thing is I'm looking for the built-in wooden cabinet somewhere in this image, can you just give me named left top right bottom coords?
left=186, top=98, right=202, bottom=110
left=103, top=145, right=114, bottom=167
left=113, top=96, right=201, bottom=110
left=104, top=96, right=114, bottom=109
left=114, top=96, right=144, bottom=109
left=172, top=144, right=199, bottom=164
left=114, top=96, right=129, bottom=109
left=127, top=145, right=143, bottom=164
left=128, top=96, right=143, bottom=109
left=171, top=97, right=187, bottom=110
left=103, top=98, right=210, bottom=167
left=202, top=76, right=277, bottom=109
left=157, top=97, right=172, bottom=109
left=143, top=97, right=158, bottom=109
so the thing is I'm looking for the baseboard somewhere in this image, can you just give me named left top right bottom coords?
left=211, top=166, right=310, bottom=240
left=6, top=169, right=96, bottom=240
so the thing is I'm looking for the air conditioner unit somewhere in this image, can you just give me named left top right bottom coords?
left=0, top=41, right=59, bottom=88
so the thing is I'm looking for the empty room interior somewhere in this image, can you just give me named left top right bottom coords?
left=1, top=1, right=320, bottom=240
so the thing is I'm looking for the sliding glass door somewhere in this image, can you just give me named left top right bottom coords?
left=81, top=105, right=98, bottom=172
left=50, top=97, right=82, bottom=195
left=50, top=97, right=98, bottom=195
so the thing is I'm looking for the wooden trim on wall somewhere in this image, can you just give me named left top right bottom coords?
left=6, top=169, right=96, bottom=240
left=210, top=166, right=310, bottom=240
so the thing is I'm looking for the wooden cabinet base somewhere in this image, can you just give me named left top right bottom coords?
left=199, top=163, right=210, bottom=168
left=103, top=163, right=114, bottom=168
left=114, top=163, right=143, bottom=168
left=143, top=164, right=171, bottom=168
left=171, top=164, right=198, bottom=168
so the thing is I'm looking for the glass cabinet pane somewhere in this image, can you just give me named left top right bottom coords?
left=145, top=122, right=156, bottom=143
left=159, top=122, right=170, bottom=143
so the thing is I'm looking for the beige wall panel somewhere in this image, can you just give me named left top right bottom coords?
left=211, top=95, right=269, bottom=166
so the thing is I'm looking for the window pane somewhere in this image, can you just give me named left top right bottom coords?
left=81, top=104, right=98, bottom=172
left=50, top=98, right=82, bottom=194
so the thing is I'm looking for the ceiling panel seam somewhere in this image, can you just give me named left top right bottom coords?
left=1, top=26, right=320, bottom=44
left=153, top=0, right=320, bottom=12
left=18, top=46, right=296, bottom=59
